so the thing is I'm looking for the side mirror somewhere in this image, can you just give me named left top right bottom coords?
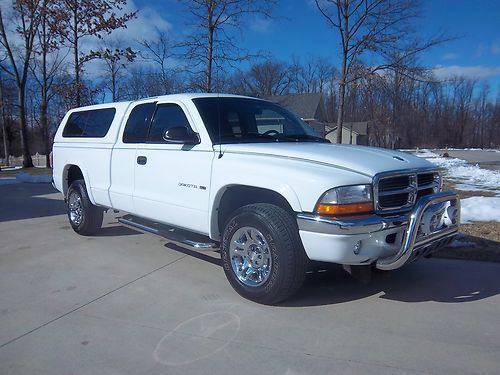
left=163, top=126, right=200, bottom=145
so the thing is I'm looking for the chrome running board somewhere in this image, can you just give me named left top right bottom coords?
left=118, top=215, right=218, bottom=250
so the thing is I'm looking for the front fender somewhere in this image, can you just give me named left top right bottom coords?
left=208, top=182, right=301, bottom=240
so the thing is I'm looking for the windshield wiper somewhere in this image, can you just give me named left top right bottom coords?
left=220, top=132, right=281, bottom=142
left=281, top=134, right=330, bottom=143
left=218, top=133, right=329, bottom=144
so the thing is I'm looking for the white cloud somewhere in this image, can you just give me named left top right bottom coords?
left=475, top=42, right=486, bottom=58
left=0, top=1, right=29, bottom=54
left=76, top=1, right=174, bottom=79
left=432, top=65, right=500, bottom=80
left=108, top=3, right=172, bottom=43
left=491, top=43, right=500, bottom=55
left=442, top=52, right=459, bottom=60
left=249, top=17, right=273, bottom=33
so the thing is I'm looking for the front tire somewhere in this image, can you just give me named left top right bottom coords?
left=221, top=204, right=307, bottom=304
left=67, top=179, right=103, bottom=235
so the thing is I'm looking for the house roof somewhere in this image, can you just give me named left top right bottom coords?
left=265, top=93, right=325, bottom=121
left=326, top=122, right=368, bottom=136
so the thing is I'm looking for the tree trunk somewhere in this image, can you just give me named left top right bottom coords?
left=0, top=76, right=9, bottom=165
left=40, top=6, right=51, bottom=168
left=73, top=11, right=81, bottom=107
left=336, top=60, right=347, bottom=144
left=18, top=86, right=33, bottom=168
left=112, top=67, right=117, bottom=101
left=41, top=90, right=49, bottom=167
left=336, top=1, right=349, bottom=144
left=1, top=119, right=8, bottom=165
left=206, top=26, right=214, bottom=93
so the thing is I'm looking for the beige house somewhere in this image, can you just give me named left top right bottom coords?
left=325, top=122, right=369, bottom=145
left=266, top=94, right=370, bottom=145
left=266, top=93, right=327, bottom=137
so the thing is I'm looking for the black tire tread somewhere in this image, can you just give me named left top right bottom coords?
left=222, top=203, right=307, bottom=304
left=67, top=179, right=103, bottom=235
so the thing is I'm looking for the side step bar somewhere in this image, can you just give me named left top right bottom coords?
left=118, top=214, right=218, bottom=250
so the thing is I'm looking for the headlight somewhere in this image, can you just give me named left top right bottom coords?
left=315, top=185, right=373, bottom=216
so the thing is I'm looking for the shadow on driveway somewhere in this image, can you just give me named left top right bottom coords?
left=281, top=259, right=500, bottom=307
left=159, top=236, right=500, bottom=308
left=0, top=183, right=66, bottom=222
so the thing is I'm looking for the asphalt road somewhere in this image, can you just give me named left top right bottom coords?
left=1, top=184, right=499, bottom=375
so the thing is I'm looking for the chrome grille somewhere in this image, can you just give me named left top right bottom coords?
left=378, top=176, right=410, bottom=192
left=374, top=169, right=440, bottom=213
left=417, top=173, right=434, bottom=186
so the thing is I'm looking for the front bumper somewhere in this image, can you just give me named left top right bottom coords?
left=297, top=191, right=460, bottom=270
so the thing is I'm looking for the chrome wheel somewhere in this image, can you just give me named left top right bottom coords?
left=68, top=191, right=83, bottom=226
left=229, top=226, right=272, bottom=287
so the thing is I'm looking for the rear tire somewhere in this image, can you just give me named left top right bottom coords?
left=67, top=179, right=103, bottom=235
left=221, top=203, right=307, bottom=304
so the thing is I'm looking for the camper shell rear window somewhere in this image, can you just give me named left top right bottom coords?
left=63, top=108, right=116, bottom=138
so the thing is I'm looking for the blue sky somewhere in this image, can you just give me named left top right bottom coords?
left=131, top=0, right=500, bottom=96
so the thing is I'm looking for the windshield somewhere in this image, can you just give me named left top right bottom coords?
left=192, top=97, right=328, bottom=144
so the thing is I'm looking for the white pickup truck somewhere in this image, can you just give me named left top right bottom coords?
left=53, top=93, right=460, bottom=304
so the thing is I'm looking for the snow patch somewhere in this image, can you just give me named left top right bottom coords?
left=412, top=150, right=500, bottom=222
left=412, top=149, right=440, bottom=159
left=416, top=150, right=500, bottom=194
left=460, top=196, right=500, bottom=223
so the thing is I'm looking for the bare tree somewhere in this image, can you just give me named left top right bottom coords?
left=123, top=66, right=166, bottom=99
left=451, top=77, right=475, bottom=147
left=490, top=93, right=500, bottom=148
left=288, top=56, right=336, bottom=95
left=315, top=0, right=446, bottom=143
left=0, top=0, right=44, bottom=167
left=94, top=42, right=136, bottom=101
left=178, top=0, right=275, bottom=93
left=472, top=83, right=489, bottom=148
left=242, top=60, right=291, bottom=97
left=139, top=31, right=179, bottom=94
left=288, top=57, right=305, bottom=94
left=0, top=71, right=11, bottom=164
left=52, top=0, right=136, bottom=106
left=30, top=0, right=67, bottom=166
left=315, top=57, right=337, bottom=94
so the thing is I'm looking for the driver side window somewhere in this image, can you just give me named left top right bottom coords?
left=255, top=108, right=286, bottom=135
left=148, top=104, right=192, bottom=143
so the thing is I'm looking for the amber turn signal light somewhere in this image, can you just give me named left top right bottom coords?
left=315, top=202, right=374, bottom=216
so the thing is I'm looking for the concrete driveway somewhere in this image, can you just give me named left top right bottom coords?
left=1, top=184, right=499, bottom=374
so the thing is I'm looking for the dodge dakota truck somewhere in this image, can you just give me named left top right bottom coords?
left=52, top=93, right=460, bottom=304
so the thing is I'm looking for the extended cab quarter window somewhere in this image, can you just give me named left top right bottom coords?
left=123, top=102, right=157, bottom=143
left=63, top=108, right=116, bottom=138
left=148, top=104, right=191, bottom=143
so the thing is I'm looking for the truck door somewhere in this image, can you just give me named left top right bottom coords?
left=133, top=101, right=213, bottom=234
left=109, top=101, right=156, bottom=213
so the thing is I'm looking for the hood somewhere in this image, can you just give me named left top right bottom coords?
left=222, top=143, right=435, bottom=177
